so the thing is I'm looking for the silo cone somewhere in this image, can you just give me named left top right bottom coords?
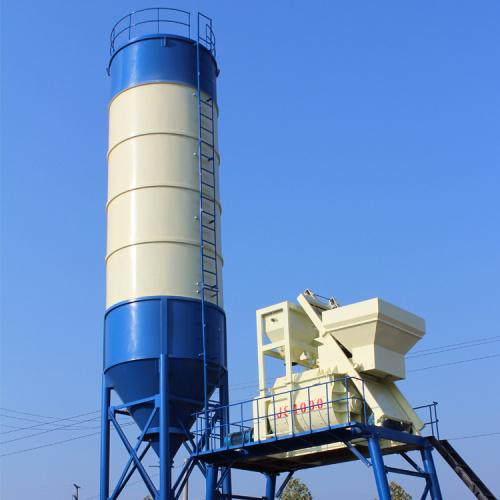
left=104, top=32, right=226, bottom=458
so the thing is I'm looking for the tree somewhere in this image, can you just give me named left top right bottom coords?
left=389, top=481, right=412, bottom=500
left=280, top=477, right=313, bottom=500
left=374, top=481, right=412, bottom=500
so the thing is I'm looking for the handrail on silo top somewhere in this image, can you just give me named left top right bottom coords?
left=110, top=7, right=192, bottom=56
left=197, top=12, right=216, bottom=57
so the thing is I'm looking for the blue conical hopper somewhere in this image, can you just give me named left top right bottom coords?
left=104, top=297, right=226, bottom=458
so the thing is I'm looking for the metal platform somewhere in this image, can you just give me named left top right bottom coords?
left=193, top=420, right=423, bottom=471
left=190, top=380, right=443, bottom=500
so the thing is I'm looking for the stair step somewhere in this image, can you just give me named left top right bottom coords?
left=427, top=437, right=497, bottom=500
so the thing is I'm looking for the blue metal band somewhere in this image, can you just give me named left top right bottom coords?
left=104, top=295, right=226, bottom=371
left=108, top=35, right=218, bottom=102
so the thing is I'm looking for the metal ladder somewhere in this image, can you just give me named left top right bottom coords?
left=196, top=13, right=222, bottom=428
left=427, top=436, right=497, bottom=500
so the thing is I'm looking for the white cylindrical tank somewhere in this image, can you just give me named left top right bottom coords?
left=255, top=376, right=364, bottom=439
left=107, top=83, right=222, bottom=309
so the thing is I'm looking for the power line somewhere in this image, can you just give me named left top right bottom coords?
left=409, top=335, right=500, bottom=355
left=407, top=353, right=500, bottom=372
left=0, top=410, right=101, bottom=435
left=0, top=413, right=64, bottom=425
left=0, top=430, right=102, bottom=457
left=448, top=432, right=500, bottom=441
left=0, top=416, right=101, bottom=444
left=0, top=421, right=136, bottom=457
left=0, top=406, right=87, bottom=419
left=407, top=337, right=500, bottom=359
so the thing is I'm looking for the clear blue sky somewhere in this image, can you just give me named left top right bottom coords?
left=1, top=1, right=499, bottom=499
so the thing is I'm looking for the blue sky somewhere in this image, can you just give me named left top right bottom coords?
left=1, top=1, right=499, bottom=499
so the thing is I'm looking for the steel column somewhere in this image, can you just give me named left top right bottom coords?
left=220, top=370, right=232, bottom=497
left=367, top=436, right=391, bottom=500
left=100, top=376, right=111, bottom=500
left=265, top=473, right=277, bottom=500
left=421, top=445, right=443, bottom=500
left=160, top=353, right=172, bottom=500
left=206, top=465, right=219, bottom=500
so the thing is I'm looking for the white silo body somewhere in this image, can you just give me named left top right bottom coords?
left=107, top=81, right=222, bottom=309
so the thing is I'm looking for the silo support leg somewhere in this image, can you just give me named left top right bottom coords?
left=206, top=465, right=219, bottom=500
left=265, top=473, right=277, bottom=500
left=421, top=446, right=443, bottom=500
left=100, top=377, right=111, bottom=500
left=160, top=353, right=172, bottom=500
left=220, top=376, right=232, bottom=498
left=367, top=436, right=391, bottom=500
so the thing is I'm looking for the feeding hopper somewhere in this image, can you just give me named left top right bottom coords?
left=321, top=298, right=425, bottom=380
left=259, top=301, right=318, bottom=365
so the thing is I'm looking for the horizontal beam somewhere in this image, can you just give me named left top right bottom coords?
left=385, top=466, right=430, bottom=479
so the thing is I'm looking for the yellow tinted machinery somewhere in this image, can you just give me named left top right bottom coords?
left=192, top=290, right=445, bottom=500
left=254, top=290, right=425, bottom=453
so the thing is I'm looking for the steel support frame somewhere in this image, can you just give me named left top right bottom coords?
left=420, top=444, right=443, bottom=500
left=367, top=435, right=392, bottom=500
left=100, top=300, right=175, bottom=500
left=100, top=390, right=162, bottom=500
left=100, top=390, right=175, bottom=499
left=194, top=423, right=444, bottom=500
left=366, top=432, right=442, bottom=500
left=265, top=473, right=277, bottom=500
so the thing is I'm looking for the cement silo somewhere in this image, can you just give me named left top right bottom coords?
left=100, top=9, right=227, bottom=499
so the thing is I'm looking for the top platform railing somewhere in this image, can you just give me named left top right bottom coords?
left=414, top=401, right=440, bottom=440
left=110, top=8, right=216, bottom=57
left=192, top=377, right=369, bottom=454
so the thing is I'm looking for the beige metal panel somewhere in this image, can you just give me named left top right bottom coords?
left=106, top=243, right=223, bottom=308
left=321, top=298, right=425, bottom=380
left=106, top=187, right=222, bottom=256
left=108, top=83, right=219, bottom=156
left=106, top=82, right=223, bottom=309
left=322, top=298, right=425, bottom=347
left=108, top=134, right=201, bottom=203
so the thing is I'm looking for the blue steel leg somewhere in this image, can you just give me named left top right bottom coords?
left=367, top=436, right=391, bottom=500
left=220, top=372, right=232, bottom=498
left=421, top=445, right=443, bottom=500
left=206, top=465, right=218, bottom=500
left=265, top=473, right=277, bottom=500
left=160, top=353, right=172, bottom=500
left=100, top=375, right=111, bottom=500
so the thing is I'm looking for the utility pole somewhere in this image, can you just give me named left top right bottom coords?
left=73, top=484, right=81, bottom=500
left=183, top=458, right=189, bottom=500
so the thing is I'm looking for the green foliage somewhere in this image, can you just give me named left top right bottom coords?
left=389, top=481, right=412, bottom=500
left=280, top=477, right=313, bottom=500
left=374, top=481, right=412, bottom=500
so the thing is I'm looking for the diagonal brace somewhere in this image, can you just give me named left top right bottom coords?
left=343, top=440, right=371, bottom=467
left=109, top=410, right=158, bottom=499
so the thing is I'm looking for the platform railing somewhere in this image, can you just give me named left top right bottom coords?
left=110, top=8, right=191, bottom=55
left=193, top=377, right=368, bottom=453
left=413, top=401, right=440, bottom=439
